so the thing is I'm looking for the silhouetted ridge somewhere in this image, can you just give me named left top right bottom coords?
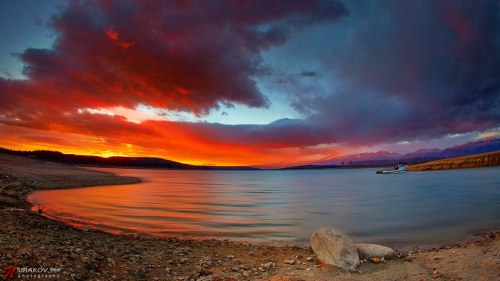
left=0, top=149, right=258, bottom=170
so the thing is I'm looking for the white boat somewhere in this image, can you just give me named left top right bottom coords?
left=376, top=163, right=406, bottom=174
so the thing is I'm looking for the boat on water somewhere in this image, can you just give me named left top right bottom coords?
left=376, top=163, right=407, bottom=174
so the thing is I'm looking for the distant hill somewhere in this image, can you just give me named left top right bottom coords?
left=407, top=151, right=500, bottom=171
left=281, top=164, right=341, bottom=170
left=0, top=149, right=259, bottom=170
left=315, top=138, right=500, bottom=166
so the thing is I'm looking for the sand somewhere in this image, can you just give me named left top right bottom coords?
left=0, top=152, right=499, bottom=280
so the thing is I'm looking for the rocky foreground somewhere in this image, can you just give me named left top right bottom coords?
left=407, top=151, right=500, bottom=171
left=1, top=153, right=499, bottom=280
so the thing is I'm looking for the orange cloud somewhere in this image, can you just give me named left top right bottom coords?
left=0, top=116, right=343, bottom=167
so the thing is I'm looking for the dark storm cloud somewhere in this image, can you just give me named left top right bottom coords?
left=295, top=0, right=500, bottom=145
left=0, top=0, right=347, bottom=116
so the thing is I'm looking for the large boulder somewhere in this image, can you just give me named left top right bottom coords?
left=310, top=227, right=360, bottom=270
left=355, top=243, right=397, bottom=259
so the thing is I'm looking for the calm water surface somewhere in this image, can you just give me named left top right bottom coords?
left=27, top=167, right=500, bottom=247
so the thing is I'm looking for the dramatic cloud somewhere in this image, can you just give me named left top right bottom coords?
left=292, top=0, right=500, bottom=144
left=0, top=0, right=499, bottom=166
left=0, top=0, right=348, bottom=165
left=1, top=0, right=347, bottom=114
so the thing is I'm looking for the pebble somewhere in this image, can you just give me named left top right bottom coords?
left=284, top=259, right=296, bottom=265
left=193, top=265, right=208, bottom=277
left=306, top=256, right=314, bottom=261
left=135, top=269, right=146, bottom=279
left=263, top=262, right=274, bottom=270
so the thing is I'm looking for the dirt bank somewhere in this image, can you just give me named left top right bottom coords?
left=407, top=151, right=500, bottom=171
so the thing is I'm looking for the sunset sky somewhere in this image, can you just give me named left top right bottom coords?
left=0, top=0, right=499, bottom=166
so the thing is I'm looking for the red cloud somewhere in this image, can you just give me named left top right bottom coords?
left=105, top=28, right=119, bottom=41
left=0, top=0, right=348, bottom=165
left=16, top=0, right=345, bottom=114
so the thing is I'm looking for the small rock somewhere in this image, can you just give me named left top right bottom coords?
left=135, top=269, right=146, bottom=279
left=370, top=257, right=382, bottom=263
left=355, top=243, right=397, bottom=260
left=179, top=257, right=189, bottom=264
left=263, top=262, right=274, bottom=270
left=432, top=268, right=440, bottom=279
left=242, top=271, right=250, bottom=278
left=306, top=257, right=314, bottom=262
left=284, top=260, right=296, bottom=265
left=193, top=265, right=208, bottom=277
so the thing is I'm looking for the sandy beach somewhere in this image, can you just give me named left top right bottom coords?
left=1, top=152, right=499, bottom=281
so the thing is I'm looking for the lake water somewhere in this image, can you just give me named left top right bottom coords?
left=27, top=167, right=500, bottom=248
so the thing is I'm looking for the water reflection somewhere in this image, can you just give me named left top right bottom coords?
left=27, top=167, right=500, bottom=247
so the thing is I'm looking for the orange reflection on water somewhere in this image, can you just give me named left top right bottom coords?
left=27, top=168, right=298, bottom=239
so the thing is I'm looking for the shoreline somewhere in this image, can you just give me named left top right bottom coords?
left=1, top=152, right=499, bottom=280
left=1, top=206, right=498, bottom=281
left=27, top=201, right=500, bottom=254
left=407, top=151, right=500, bottom=171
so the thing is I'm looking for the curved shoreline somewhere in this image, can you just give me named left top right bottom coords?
left=26, top=194, right=500, bottom=253
left=1, top=152, right=499, bottom=280
left=1, top=205, right=498, bottom=281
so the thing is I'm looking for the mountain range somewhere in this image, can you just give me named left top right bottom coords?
left=314, top=138, right=500, bottom=166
